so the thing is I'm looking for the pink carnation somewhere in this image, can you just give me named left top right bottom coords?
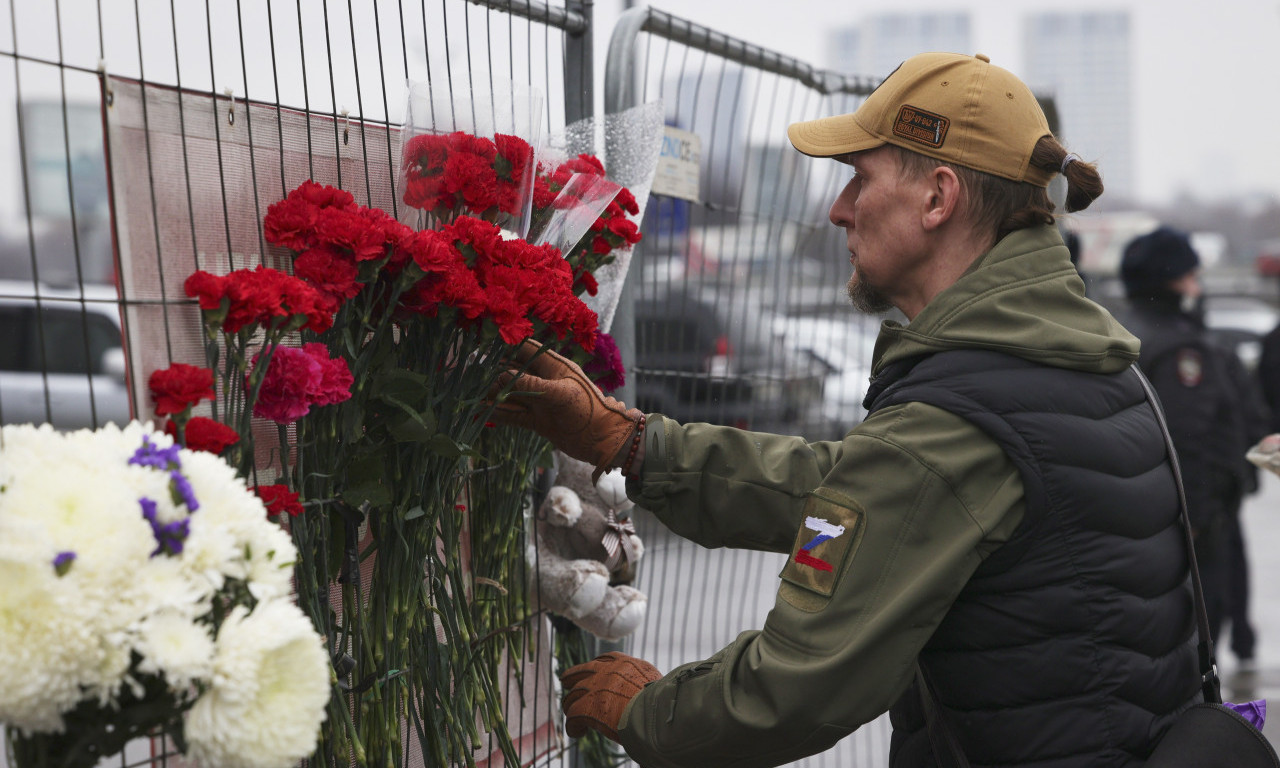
left=248, top=344, right=353, bottom=424
left=302, top=343, right=354, bottom=406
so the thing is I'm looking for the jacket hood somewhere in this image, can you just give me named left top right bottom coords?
left=872, top=225, right=1139, bottom=377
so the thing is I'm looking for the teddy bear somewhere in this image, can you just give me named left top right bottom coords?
left=530, top=452, right=647, bottom=641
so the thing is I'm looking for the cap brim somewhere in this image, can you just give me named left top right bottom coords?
left=787, top=113, right=885, bottom=158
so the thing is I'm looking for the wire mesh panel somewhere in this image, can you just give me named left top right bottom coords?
left=604, top=7, right=896, bottom=766
left=0, top=2, right=587, bottom=767
left=0, top=0, right=581, bottom=426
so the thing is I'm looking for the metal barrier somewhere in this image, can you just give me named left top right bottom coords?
left=0, top=6, right=585, bottom=768
left=604, top=7, right=895, bottom=767
left=0, top=0, right=588, bottom=430
left=0, top=2, right=896, bottom=766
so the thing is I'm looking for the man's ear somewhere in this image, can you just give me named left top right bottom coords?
left=921, top=166, right=961, bottom=231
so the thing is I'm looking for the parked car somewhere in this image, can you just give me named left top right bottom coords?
left=1203, top=294, right=1279, bottom=372
left=633, top=287, right=826, bottom=436
left=0, top=280, right=131, bottom=429
left=775, top=314, right=881, bottom=438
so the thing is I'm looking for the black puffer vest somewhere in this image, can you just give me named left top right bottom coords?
left=867, top=350, right=1200, bottom=767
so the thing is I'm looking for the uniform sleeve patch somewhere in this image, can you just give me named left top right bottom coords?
left=1176, top=348, right=1203, bottom=387
left=779, top=490, right=865, bottom=599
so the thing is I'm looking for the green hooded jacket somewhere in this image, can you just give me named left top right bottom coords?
left=617, top=225, right=1140, bottom=768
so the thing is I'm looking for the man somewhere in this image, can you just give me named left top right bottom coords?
left=1113, top=226, right=1261, bottom=657
left=497, top=52, right=1201, bottom=767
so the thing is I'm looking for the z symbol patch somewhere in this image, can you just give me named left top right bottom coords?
left=780, top=490, right=864, bottom=600
left=794, top=517, right=845, bottom=572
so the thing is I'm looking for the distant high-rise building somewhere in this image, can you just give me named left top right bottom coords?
left=1022, top=12, right=1133, bottom=202
left=826, top=13, right=972, bottom=80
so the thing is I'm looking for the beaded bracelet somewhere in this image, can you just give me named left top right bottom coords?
left=620, top=414, right=646, bottom=478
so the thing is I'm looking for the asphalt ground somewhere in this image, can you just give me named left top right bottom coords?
left=1222, top=468, right=1280, bottom=745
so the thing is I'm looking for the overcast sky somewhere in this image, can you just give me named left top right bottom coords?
left=3, top=0, right=1276, bottom=223
left=594, top=0, right=1280, bottom=208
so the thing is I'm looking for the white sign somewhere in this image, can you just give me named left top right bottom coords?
left=651, top=125, right=701, bottom=203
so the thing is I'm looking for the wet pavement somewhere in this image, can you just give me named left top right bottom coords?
left=1222, top=468, right=1280, bottom=744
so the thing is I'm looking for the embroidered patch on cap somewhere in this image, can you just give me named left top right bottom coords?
left=780, top=489, right=865, bottom=599
left=893, top=105, right=950, bottom=148
left=1176, top=348, right=1204, bottom=387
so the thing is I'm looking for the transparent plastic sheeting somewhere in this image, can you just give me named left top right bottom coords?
left=548, top=100, right=665, bottom=334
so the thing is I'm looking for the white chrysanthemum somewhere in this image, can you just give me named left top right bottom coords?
left=134, top=610, right=216, bottom=687
left=180, top=451, right=298, bottom=600
left=3, top=458, right=156, bottom=564
left=241, top=521, right=297, bottom=601
left=0, top=552, right=104, bottom=731
left=0, top=420, right=310, bottom=737
left=184, top=600, right=330, bottom=768
left=131, top=554, right=216, bottom=618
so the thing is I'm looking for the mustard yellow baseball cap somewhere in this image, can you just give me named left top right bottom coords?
left=787, top=52, right=1055, bottom=187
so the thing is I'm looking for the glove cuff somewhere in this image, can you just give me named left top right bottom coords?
left=592, top=407, right=644, bottom=484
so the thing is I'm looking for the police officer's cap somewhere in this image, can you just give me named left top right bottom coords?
left=1120, top=226, right=1199, bottom=298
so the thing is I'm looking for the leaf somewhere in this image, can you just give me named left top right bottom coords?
left=404, top=505, right=425, bottom=520
left=424, top=433, right=463, bottom=459
left=382, top=394, right=438, bottom=443
left=341, top=401, right=366, bottom=443
left=423, top=433, right=486, bottom=461
left=342, top=452, right=392, bottom=509
left=343, top=480, right=391, bottom=510
left=372, top=367, right=431, bottom=405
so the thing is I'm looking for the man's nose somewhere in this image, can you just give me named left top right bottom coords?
left=829, top=179, right=855, bottom=228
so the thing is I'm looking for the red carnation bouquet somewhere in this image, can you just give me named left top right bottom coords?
left=144, top=77, right=648, bottom=766
left=399, top=77, right=544, bottom=237
left=397, top=79, right=643, bottom=381
left=149, top=166, right=621, bottom=764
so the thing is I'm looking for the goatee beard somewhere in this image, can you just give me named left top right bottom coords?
left=847, top=272, right=893, bottom=314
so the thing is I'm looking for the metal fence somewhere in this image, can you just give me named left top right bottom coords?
left=603, top=8, right=893, bottom=767
left=0, top=1, right=895, bottom=766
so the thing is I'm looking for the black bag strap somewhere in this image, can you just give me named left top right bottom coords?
left=1131, top=364, right=1223, bottom=705
left=914, top=364, right=1224, bottom=768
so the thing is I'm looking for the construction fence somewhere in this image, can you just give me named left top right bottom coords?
left=0, top=1, right=890, bottom=766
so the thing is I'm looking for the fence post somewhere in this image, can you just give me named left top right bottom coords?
left=602, top=6, right=650, bottom=413
left=564, top=0, right=594, bottom=126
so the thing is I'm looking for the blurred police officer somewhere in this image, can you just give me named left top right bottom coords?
left=1114, top=225, right=1256, bottom=646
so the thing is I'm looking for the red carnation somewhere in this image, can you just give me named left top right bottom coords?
left=293, top=244, right=361, bottom=306
left=254, top=484, right=305, bottom=518
left=149, top=363, right=215, bottom=416
left=166, top=416, right=240, bottom=455
left=314, top=206, right=387, bottom=262
left=184, top=271, right=229, bottom=312
left=290, top=179, right=356, bottom=211
left=263, top=197, right=317, bottom=252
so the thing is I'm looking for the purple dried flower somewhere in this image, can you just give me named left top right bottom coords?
left=129, top=436, right=182, bottom=471
left=170, top=470, right=200, bottom=513
left=139, top=496, right=191, bottom=557
left=52, top=551, right=76, bottom=577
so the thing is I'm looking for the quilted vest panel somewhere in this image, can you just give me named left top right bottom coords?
left=869, top=351, right=1200, bottom=767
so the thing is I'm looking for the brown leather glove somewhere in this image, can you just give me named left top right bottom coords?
left=560, top=651, right=661, bottom=741
left=490, top=340, right=642, bottom=482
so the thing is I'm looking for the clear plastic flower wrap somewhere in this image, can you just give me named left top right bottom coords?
left=398, top=77, right=544, bottom=237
